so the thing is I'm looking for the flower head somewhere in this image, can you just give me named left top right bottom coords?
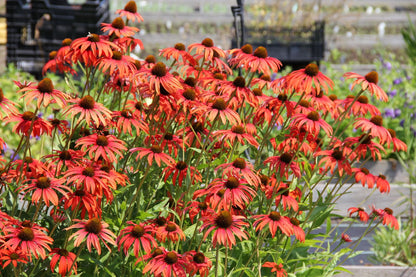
left=344, top=71, right=388, bottom=102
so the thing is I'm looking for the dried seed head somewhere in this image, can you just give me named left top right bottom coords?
left=253, top=46, right=268, bottom=58
left=151, top=62, right=167, bottom=77
left=215, top=211, right=233, bottom=228
left=79, top=95, right=95, bottom=110
left=84, top=218, right=102, bottom=234
left=241, top=44, right=253, bottom=54
left=124, top=1, right=137, bottom=13
left=37, top=78, right=54, bottom=93
left=365, top=71, right=378, bottom=84
left=304, top=63, right=319, bottom=77
left=201, top=38, right=214, bottom=47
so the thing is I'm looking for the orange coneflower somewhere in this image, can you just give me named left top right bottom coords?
left=186, top=201, right=215, bottom=223
left=101, top=17, right=139, bottom=38
left=0, top=248, right=28, bottom=269
left=352, top=167, right=376, bottom=189
left=18, top=78, right=69, bottom=109
left=216, top=158, right=260, bottom=188
left=263, top=262, right=288, bottom=277
left=156, top=221, right=186, bottom=243
left=342, top=95, right=380, bottom=117
left=348, top=207, right=370, bottom=223
left=199, top=97, right=241, bottom=126
left=274, top=183, right=300, bottom=212
left=49, top=248, right=77, bottom=277
left=18, top=174, right=71, bottom=207
left=112, top=109, right=149, bottom=135
left=139, top=62, right=183, bottom=96
left=115, top=0, right=144, bottom=23
left=96, top=50, right=137, bottom=78
left=354, top=115, right=392, bottom=145
left=64, top=95, right=112, bottom=127
left=160, top=43, right=196, bottom=65
left=285, top=63, right=334, bottom=95
left=67, top=218, right=116, bottom=255
left=75, top=133, right=127, bottom=164
left=188, top=38, right=226, bottom=61
left=344, top=71, right=388, bottom=102
left=376, top=174, right=390, bottom=193
left=43, top=149, right=84, bottom=174
left=4, top=221, right=53, bottom=259
left=315, top=148, right=355, bottom=176
left=163, top=161, right=202, bottom=187
left=0, top=88, right=19, bottom=118
left=63, top=162, right=115, bottom=196
left=289, top=217, right=305, bottom=242
left=212, top=124, right=259, bottom=148
left=117, top=221, right=157, bottom=258
left=68, top=33, right=118, bottom=66
left=184, top=250, right=212, bottom=277
left=290, top=111, right=333, bottom=137
left=238, top=46, right=282, bottom=76
left=63, top=189, right=100, bottom=219
left=194, top=175, right=256, bottom=211
left=5, top=111, right=52, bottom=137
left=200, top=210, right=248, bottom=249
left=130, top=144, right=175, bottom=167
left=344, top=134, right=385, bottom=160
left=372, top=207, right=399, bottom=230
left=264, top=152, right=301, bottom=179
left=219, top=76, right=257, bottom=107
left=387, top=129, right=407, bottom=152
left=143, top=250, right=188, bottom=277
left=253, top=212, right=293, bottom=238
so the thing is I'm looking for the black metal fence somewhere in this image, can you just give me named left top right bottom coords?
left=6, top=0, right=110, bottom=77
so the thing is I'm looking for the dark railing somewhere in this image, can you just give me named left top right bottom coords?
left=6, top=0, right=110, bottom=77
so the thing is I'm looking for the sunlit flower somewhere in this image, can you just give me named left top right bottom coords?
left=352, top=167, right=376, bottom=189
left=18, top=78, right=69, bottom=108
left=264, top=152, right=301, bottom=178
left=199, top=97, right=241, bottom=126
left=234, top=46, right=282, bottom=76
left=344, top=71, right=388, bottom=102
left=117, top=221, right=157, bottom=258
left=348, top=207, right=370, bottom=223
left=354, top=115, right=392, bottom=145
left=156, top=221, right=185, bottom=243
left=274, top=183, right=300, bottom=212
left=343, top=134, right=385, bottom=161
left=101, top=17, right=139, bottom=37
left=68, top=33, right=119, bottom=66
left=4, top=111, right=53, bottom=137
left=96, top=50, right=137, bottom=78
left=291, top=111, right=332, bottom=137
left=213, top=124, right=259, bottom=148
left=67, top=217, right=116, bottom=255
left=372, top=207, right=399, bottom=230
left=387, top=129, right=407, bottom=152
left=186, top=201, right=215, bottom=223
left=163, top=161, right=202, bottom=187
left=19, top=174, right=71, bottom=206
left=184, top=251, right=212, bottom=277
left=143, top=250, right=187, bottom=277
left=200, top=210, right=249, bottom=249
left=285, top=63, right=334, bottom=95
left=188, top=38, right=226, bottom=61
left=289, top=217, right=305, bottom=242
left=0, top=88, right=19, bottom=119
left=253, top=212, right=293, bottom=238
left=216, top=158, right=261, bottom=188
left=4, top=221, right=53, bottom=259
left=63, top=189, right=100, bottom=219
left=263, top=262, right=288, bottom=277
left=43, top=149, right=85, bottom=174
left=376, top=174, right=390, bottom=193
left=0, top=248, right=28, bottom=268
left=76, top=133, right=127, bottom=164
left=64, top=95, right=112, bottom=127
left=115, top=0, right=144, bottom=22
left=139, top=61, right=183, bottom=96
left=130, top=144, right=175, bottom=167
left=112, top=109, right=149, bottom=135
left=342, top=95, right=380, bottom=117
left=160, top=43, right=196, bottom=65
left=50, top=248, right=77, bottom=277
left=315, top=148, right=355, bottom=176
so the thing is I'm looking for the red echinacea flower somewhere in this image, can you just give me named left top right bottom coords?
left=76, top=133, right=127, bottom=164
left=143, top=250, right=187, bottom=277
left=285, top=63, right=334, bottom=95
left=263, top=262, right=288, bottom=277
left=64, top=95, right=112, bottom=127
left=50, top=248, right=77, bottom=277
left=67, top=217, right=116, bottom=255
left=252, top=212, right=293, bottom=238
left=117, top=221, right=158, bottom=258
left=344, top=71, right=388, bottom=102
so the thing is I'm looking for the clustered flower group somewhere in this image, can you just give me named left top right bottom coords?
left=0, top=1, right=405, bottom=276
